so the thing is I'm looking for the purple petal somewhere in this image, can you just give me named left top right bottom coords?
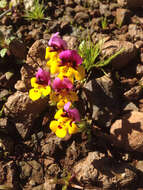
left=68, top=108, right=80, bottom=122
left=62, top=78, right=73, bottom=90
left=52, top=77, right=62, bottom=90
left=48, top=32, right=67, bottom=50
left=36, top=68, right=50, bottom=85
left=59, top=50, right=82, bottom=67
left=64, top=102, right=71, bottom=111
left=52, top=77, right=73, bottom=91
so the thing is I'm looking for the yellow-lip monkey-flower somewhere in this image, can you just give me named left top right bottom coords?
left=50, top=89, right=78, bottom=109
left=49, top=102, right=80, bottom=138
left=29, top=68, right=51, bottom=101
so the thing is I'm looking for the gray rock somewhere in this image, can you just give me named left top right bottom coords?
left=82, top=75, right=120, bottom=127
left=101, top=40, right=137, bottom=69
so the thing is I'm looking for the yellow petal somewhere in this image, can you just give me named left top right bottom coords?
left=29, top=88, right=41, bottom=101
left=57, top=99, right=68, bottom=109
left=68, top=91, right=78, bottom=102
left=31, top=77, right=38, bottom=88
left=56, top=127, right=67, bottom=138
left=68, top=122, right=79, bottom=134
left=50, top=65, right=60, bottom=74
left=45, top=47, right=51, bottom=59
left=54, top=109, right=64, bottom=119
left=50, top=91, right=59, bottom=103
left=41, top=86, right=51, bottom=96
left=75, top=65, right=85, bottom=81
left=49, top=120, right=58, bottom=133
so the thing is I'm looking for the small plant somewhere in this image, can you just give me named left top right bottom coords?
left=0, top=30, right=15, bottom=58
left=24, top=0, right=49, bottom=21
left=78, top=36, right=103, bottom=72
left=78, top=36, right=124, bottom=73
left=77, top=119, right=92, bottom=141
left=101, top=16, right=108, bottom=30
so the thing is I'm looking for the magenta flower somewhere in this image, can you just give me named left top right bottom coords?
left=59, top=50, right=82, bottom=67
left=48, top=32, right=67, bottom=50
left=36, top=68, right=51, bottom=85
left=64, top=102, right=80, bottom=122
left=52, top=77, right=73, bottom=91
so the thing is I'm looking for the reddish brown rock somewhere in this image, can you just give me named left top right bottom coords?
left=73, top=152, right=137, bottom=188
left=15, top=39, right=48, bottom=91
left=9, top=39, right=27, bottom=59
left=101, top=40, right=137, bottom=69
left=110, top=111, right=143, bottom=152
left=117, top=0, right=143, bottom=8
left=4, top=91, right=49, bottom=139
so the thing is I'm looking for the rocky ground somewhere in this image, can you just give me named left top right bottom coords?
left=1, top=0, right=143, bottom=189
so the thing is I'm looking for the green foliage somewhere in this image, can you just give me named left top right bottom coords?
left=0, top=31, right=15, bottom=58
left=0, top=48, right=7, bottom=58
left=78, top=37, right=103, bottom=72
left=24, top=0, right=49, bottom=21
left=0, top=106, right=4, bottom=118
left=101, top=16, right=108, bottom=30
left=77, top=119, right=92, bottom=141
left=78, top=36, right=124, bottom=72
left=53, top=169, right=72, bottom=190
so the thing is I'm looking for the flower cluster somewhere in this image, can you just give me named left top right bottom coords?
left=29, top=32, right=85, bottom=138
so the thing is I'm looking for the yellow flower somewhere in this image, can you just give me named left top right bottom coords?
left=75, top=65, right=85, bottom=81
left=31, top=77, right=39, bottom=88
left=50, top=120, right=67, bottom=138
left=45, top=47, right=58, bottom=60
left=54, top=109, right=64, bottom=119
left=50, top=90, right=78, bottom=109
left=45, top=47, right=61, bottom=74
left=66, top=120, right=79, bottom=134
left=29, top=88, right=41, bottom=101
left=47, top=58, right=61, bottom=74
left=49, top=118, right=79, bottom=138
left=29, top=78, right=51, bottom=101
left=58, top=65, right=85, bottom=82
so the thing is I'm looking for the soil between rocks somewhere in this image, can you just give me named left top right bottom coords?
left=1, top=0, right=143, bottom=189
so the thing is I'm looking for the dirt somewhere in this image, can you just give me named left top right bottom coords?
left=1, top=0, right=143, bottom=189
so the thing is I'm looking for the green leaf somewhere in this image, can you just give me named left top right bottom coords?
left=0, top=48, right=7, bottom=58
left=95, top=48, right=124, bottom=68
